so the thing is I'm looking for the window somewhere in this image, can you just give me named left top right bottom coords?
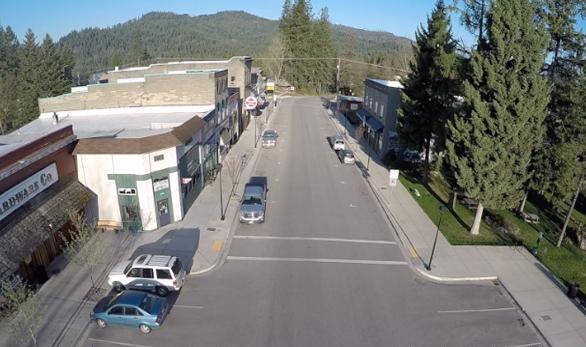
left=125, top=307, right=142, bottom=316
left=142, top=268, right=154, bottom=279
left=154, top=154, right=164, bottom=162
left=171, top=259, right=183, bottom=275
left=380, top=104, right=384, bottom=118
left=127, top=268, right=141, bottom=278
left=156, top=269, right=172, bottom=279
left=231, top=76, right=235, bottom=82
left=375, top=101, right=378, bottom=114
left=109, top=306, right=123, bottom=315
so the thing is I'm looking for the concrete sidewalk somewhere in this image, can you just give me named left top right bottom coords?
left=327, top=104, right=586, bottom=347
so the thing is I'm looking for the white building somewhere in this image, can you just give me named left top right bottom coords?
left=3, top=105, right=218, bottom=231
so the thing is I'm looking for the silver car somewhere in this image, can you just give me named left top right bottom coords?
left=239, top=177, right=267, bottom=224
left=262, top=129, right=278, bottom=148
left=338, top=149, right=355, bottom=164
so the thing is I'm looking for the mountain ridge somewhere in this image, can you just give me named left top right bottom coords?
left=58, top=10, right=412, bottom=76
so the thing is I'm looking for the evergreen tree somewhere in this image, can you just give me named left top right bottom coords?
left=16, top=29, right=42, bottom=128
left=310, top=7, right=336, bottom=93
left=531, top=0, right=585, bottom=223
left=398, top=0, right=459, bottom=185
left=0, top=26, right=19, bottom=134
left=40, top=34, right=68, bottom=97
left=444, top=0, right=549, bottom=235
left=451, top=0, right=491, bottom=47
left=59, top=46, right=76, bottom=87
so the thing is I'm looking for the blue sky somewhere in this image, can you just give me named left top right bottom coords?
left=0, top=0, right=583, bottom=46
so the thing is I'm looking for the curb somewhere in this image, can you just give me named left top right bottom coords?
left=188, top=103, right=277, bottom=276
left=413, top=266, right=498, bottom=282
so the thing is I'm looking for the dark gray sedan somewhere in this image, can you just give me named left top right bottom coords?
left=239, top=177, right=267, bottom=224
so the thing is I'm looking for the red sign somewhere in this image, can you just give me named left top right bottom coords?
left=244, top=96, right=258, bottom=110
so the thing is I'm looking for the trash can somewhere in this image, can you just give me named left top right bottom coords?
left=567, top=283, right=580, bottom=299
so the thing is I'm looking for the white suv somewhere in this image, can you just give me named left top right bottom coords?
left=330, top=135, right=345, bottom=151
left=107, top=254, right=186, bottom=297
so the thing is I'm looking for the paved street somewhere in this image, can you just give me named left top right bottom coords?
left=85, top=97, right=543, bottom=347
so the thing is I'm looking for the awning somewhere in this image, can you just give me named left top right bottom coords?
left=0, top=180, right=96, bottom=279
left=366, top=115, right=385, bottom=133
left=220, top=129, right=231, bottom=146
left=357, top=109, right=369, bottom=123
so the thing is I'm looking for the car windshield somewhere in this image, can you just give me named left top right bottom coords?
left=171, top=259, right=182, bottom=275
left=139, top=295, right=152, bottom=314
left=243, top=197, right=263, bottom=205
left=123, top=262, right=132, bottom=274
left=264, top=130, right=276, bottom=137
left=345, top=152, right=354, bottom=158
left=243, top=185, right=263, bottom=199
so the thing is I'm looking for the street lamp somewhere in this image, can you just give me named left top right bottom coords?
left=217, top=140, right=225, bottom=221
left=426, top=205, right=448, bottom=271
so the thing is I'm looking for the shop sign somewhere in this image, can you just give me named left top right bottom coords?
left=153, top=177, right=169, bottom=192
left=0, top=163, right=59, bottom=222
left=389, top=169, right=399, bottom=187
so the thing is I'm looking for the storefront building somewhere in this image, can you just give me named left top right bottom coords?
left=0, top=126, right=96, bottom=284
left=359, top=78, right=403, bottom=156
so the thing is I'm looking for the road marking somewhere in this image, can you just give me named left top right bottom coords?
left=172, top=304, right=205, bottom=309
left=86, top=338, right=154, bottom=347
left=349, top=203, right=357, bottom=208
left=227, top=256, right=407, bottom=266
left=278, top=161, right=281, bottom=165
left=340, top=181, right=346, bottom=184
left=437, top=307, right=517, bottom=314
left=233, top=235, right=397, bottom=245
left=409, top=247, right=418, bottom=257
left=507, top=343, right=543, bottom=347
left=211, top=240, right=222, bottom=252
left=275, top=178, right=280, bottom=182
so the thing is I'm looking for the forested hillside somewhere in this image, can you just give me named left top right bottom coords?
left=58, top=11, right=412, bottom=76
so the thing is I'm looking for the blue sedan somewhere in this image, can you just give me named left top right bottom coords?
left=90, top=290, right=169, bottom=334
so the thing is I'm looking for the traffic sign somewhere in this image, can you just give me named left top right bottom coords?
left=244, top=96, right=258, bottom=110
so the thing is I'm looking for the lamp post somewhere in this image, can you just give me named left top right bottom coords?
left=254, top=111, right=257, bottom=149
left=217, top=139, right=225, bottom=221
left=426, top=205, right=447, bottom=271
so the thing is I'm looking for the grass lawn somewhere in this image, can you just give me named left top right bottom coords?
left=400, top=171, right=586, bottom=290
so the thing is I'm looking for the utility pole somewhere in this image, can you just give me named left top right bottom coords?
left=557, top=178, right=583, bottom=247
left=336, top=58, right=341, bottom=97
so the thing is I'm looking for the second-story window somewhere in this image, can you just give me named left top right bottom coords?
left=380, top=104, right=384, bottom=118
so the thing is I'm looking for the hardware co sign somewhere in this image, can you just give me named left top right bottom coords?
left=0, top=163, right=59, bottom=222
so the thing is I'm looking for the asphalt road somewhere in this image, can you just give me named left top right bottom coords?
left=85, top=97, right=543, bottom=347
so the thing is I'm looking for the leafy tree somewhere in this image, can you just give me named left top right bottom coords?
left=444, top=0, right=549, bottom=235
left=61, top=210, right=107, bottom=293
left=0, top=276, right=42, bottom=346
left=399, top=0, right=459, bottom=185
left=262, top=34, right=288, bottom=83
left=16, top=29, right=42, bottom=128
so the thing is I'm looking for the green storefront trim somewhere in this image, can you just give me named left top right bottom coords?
left=109, top=166, right=178, bottom=230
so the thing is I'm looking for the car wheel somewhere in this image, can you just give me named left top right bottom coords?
left=113, top=283, right=125, bottom=293
left=96, top=319, right=107, bottom=329
left=156, top=286, right=169, bottom=297
left=139, top=324, right=152, bottom=334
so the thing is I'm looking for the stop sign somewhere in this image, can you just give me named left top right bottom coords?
left=244, top=96, right=258, bottom=110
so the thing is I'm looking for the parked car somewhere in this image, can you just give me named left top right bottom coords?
left=239, top=177, right=267, bottom=224
left=91, top=290, right=169, bottom=334
left=262, top=129, right=278, bottom=148
left=337, top=149, right=355, bottom=164
left=329, top=135, right=345, bottom=151
left=401, top=149, right=422, bottom=163
left=107, top=254, right=186, bottom=297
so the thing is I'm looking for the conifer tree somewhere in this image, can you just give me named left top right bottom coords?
left=40, top=34, right=68, bottom=97
left=444, top=0, right=549, bottom=235
left=16, top=29, right=42, bottom=128
left=399, top=0, right=459, bottom=185
left=0, top=25, right=19, bottom=134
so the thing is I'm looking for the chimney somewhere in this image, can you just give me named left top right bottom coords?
left=52, top=112, right=59, bottom=125
left=115, top=66, right=119, bottom=71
